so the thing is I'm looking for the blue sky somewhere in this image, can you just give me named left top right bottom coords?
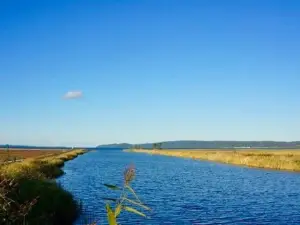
left=1, top=0, right=299, bottom=146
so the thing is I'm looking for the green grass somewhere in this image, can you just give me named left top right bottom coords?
left=0, top=149, right=87, bottom=224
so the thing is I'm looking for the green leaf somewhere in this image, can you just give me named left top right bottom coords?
left=123, top=197, right=151, bottom=211
left=115, top=204, right=122, bottom=217
left=125, top=185, right=142, bottom=203
left=102, top=197, right=118, bottom=202
left=106, top=203, right=118, bottom=225
left=123, top=206, right=147, bottom=218
left=104, top=183, right=121, bottom=190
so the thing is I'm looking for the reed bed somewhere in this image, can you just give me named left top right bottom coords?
left=126, top=149, right=300, bottom=172
left=0, top=149, right=87, bottom=224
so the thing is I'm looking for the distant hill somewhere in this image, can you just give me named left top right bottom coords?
left=96, top=141, right=300, bottom=149
left=96, top=143, right=132, bottom=149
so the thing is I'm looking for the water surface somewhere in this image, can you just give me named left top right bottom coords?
left=57, top=149, right=300, bottom=225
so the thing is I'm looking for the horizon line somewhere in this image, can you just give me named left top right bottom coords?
left=2, top=140, right=300, bottom=148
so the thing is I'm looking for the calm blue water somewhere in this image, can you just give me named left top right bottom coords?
left=57, top=149, right=300, bottom=225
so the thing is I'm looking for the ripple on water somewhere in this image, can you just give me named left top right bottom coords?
left=57, top=150, right=300, bottom=225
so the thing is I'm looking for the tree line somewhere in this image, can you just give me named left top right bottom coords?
left=132, top=142, right=164, bottom=150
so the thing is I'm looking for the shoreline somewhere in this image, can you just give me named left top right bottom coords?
left=125, top=149, right=300, bottom=172
left=0, top=149, right=88, bottom=224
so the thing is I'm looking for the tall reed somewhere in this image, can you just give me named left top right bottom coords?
left=100, top=165, right=151, bottom=225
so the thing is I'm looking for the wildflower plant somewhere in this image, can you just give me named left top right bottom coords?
left=103, top=165, right=150, bottom=225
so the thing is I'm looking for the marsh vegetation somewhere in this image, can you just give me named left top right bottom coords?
left=0, top=149, right=86, bottom=224
left=127, top=149, right=300, bottom=172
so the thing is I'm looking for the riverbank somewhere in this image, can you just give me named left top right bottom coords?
left=0, top=149, right=87, bottom=225
left=125, top=149, right=300, bottom=172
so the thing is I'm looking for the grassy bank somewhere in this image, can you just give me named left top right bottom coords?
left=126, top=149, right=300, bottom=172
left=0, top=149, right=87, bottom=225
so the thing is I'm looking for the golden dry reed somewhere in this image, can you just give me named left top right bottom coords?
left=126, top=149, right=300, bottom=172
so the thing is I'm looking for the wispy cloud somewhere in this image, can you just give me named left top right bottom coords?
left=63, top=91, right=83, bottom=99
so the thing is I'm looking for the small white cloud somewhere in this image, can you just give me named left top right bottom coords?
left=63, top=91, right=83, bottom=99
